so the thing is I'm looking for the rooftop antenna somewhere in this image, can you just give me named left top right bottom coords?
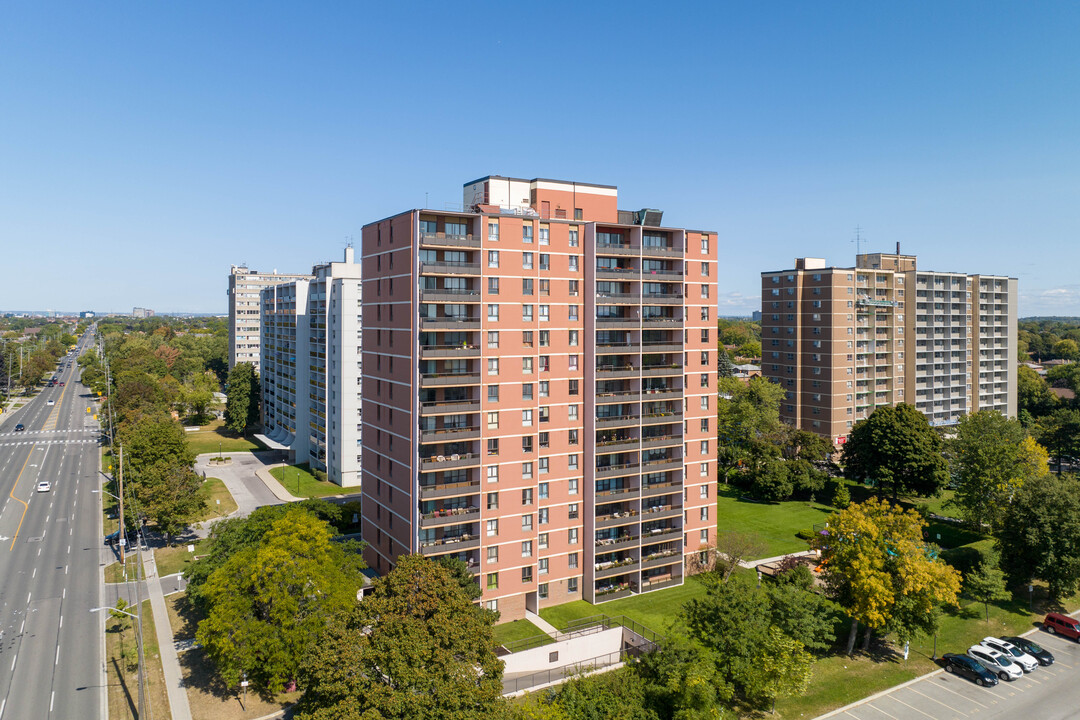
left=852, top=225, right=864, bottom=256
left=425, top=192, right=429, bottom=208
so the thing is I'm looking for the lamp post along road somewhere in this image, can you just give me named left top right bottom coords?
left=91, top=605, right=146, bottom=719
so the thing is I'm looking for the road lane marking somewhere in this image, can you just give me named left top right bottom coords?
left=9, top=655, right=14, bottom=671
left=54, top=645, right=59, bottom=665
left=863, top=704, right=899, bottom=719
left=884, top=694, right=938, bottom=719
left=7, top=445, right=34, bottom=551
left=31, top=568, right=35, bottom=579
left=49, top=691, right=54, bottom=713
left=930, top=679, right=990, bottom=708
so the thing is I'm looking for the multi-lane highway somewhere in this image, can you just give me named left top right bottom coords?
left=0, top=333, right=104, bottom=719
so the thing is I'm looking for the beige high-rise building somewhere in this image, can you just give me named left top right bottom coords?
left=228, top=265, right=312, bottom=372
left=761, top=252, right=1017, bottom=445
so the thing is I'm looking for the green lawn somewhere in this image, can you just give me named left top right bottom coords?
left=185, top=419, right=266, bottom=455
left=715, top=483, right=831, bottom=559
left=269, top=462, right=346, bottom=498
left=540, top=579, right=709, bottom=636
left=493, top=619, right=550, bottom=647
left=154, top=539, right=208, bottom=577
left=194, top=477, right=237, bottom=521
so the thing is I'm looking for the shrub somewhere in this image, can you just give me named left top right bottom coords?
left=831, top=483, right=851, bottom=509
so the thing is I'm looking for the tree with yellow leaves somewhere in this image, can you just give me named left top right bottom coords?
left=813, top=498, right=961, bottom=655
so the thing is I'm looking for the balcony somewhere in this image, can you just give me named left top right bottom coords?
left=641, top=342, right=682, bottom=353
left=596, top=463, right=640, bottom=479
left=420, top=317, right=481, bottom=330
left=595, top=534, right=639, bottom=550
left=642, top=293, right=684, bottom=305
left=420, top=372, right=481, bottom=388
left=596, top=511, right=640, bottom=529
left=596, top=267, right=640, bottom=280
left=420, top=535, right=480, bottom=556
left=641, top=269, right=683, bottom=282
left=420, top=426, right=481, bottom=444
left=420, top=288, right=481, bottom=303
left=596, top=390, right=639, bottom=403
left=596, top=365, right=639, bottom=379
left=641, top=411, right=681, bottom=425
left=641, top=387, right=681, bottom=401
left=640, top=244, right=684, bottom=258
left=640, top=575, right=683, bottom=592
left=596, top=292, right=639, bottom=305
left=595, top=485, right=638, bottom=502
left=596, top=414, right=638, bottom=430
left=420, top=261, right=480, bottom=276
left=640, top=364, right=683, bottom=377
left=642, top=457, right=681, bottom=473
left=420, top=452, right=481, bottom=470
left=419, top=478, right=481, bottom=500
left=640, top=317, right=682, bottom=329
left=596, top=242, right=639, bottom=256
left=420, top=400, right=481, bottom=415
left=419, top=231, right=480, bottom=249
left=642, top=505, right=682, bottom=522
left=641, top=434, right=680, bottom=450
left=641, top=551, right=681, bottom=570
left=597, top=342, right=639, bottom=355
left=419, top=507, right=480, bottom=528
left=595, top=559, right=640, bottom=579
left=641, top=529, right=682, bottom=545
left=596, top=437, right=639, bottom=453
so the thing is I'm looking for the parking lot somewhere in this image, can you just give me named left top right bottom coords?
left=824, top=628, right=1080, bottom=720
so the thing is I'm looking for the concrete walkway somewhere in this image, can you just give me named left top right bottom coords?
left=191, top=451, right=288, bottom=536
left=142, top=548, right=193, bottom=720
left=739, top=549, right=817, bottom=569
left=525, top=610, right=561, bottom=636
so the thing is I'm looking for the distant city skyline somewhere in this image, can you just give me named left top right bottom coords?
left=2, top=2, right=1078, bottom=316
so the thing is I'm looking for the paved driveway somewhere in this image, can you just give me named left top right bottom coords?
left=824, top=628, right=1080, bottom=720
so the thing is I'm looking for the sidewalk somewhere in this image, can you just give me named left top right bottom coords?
left=525, top=610, right=561, bottom=637
left=142, top=548, right=193, bottom=720
left=739, top=549, right=817, bottom=569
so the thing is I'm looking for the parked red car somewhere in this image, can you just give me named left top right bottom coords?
left=1044, top=612, right=1080, bottom=640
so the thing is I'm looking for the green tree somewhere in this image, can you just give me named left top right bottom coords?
left=831, top=482, right=851, bottom=509
left=716, top=376, right=785, bottom=479
left=181, top=370, right=218, bottom=424
left=296, top=554, right=504, bottom=720
left=717, top=348, right=737, bottom=379
left=948, top=411, right=1044, bottom=531
left=1035, top=408, right=1080, bottom=473
left=965, top=550, right=1011, bottom=622
left=548, top=668, right=658, bottom=720
left=140, top=464, right=207, bottom=542
left=195, top=508, right=364, bottom=694
left=225, top=362, right=259, bottom=433
left=116, top=411, right=194, bottom=485
left=842, top=404, right=948, bottom=501
left=1052, top=339, right=1080, bottom=361
left=632, top=637, right=734, bottom=720
left=765, top=581, right=841, bottom=654
left=813, top=498, right=961, bottom=654
left=1018, top=365, right=1058, bottom=420
left=754, top=627, right=813, bottom=712
left=998, top=472, right=1080, bottom=600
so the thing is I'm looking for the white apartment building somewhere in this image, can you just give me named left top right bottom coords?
left=228, top=265, right=312, bottom=372
left=259, top=248, right=362, bottom=487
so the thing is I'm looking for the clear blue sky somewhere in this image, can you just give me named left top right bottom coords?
left=2, top=1, right=1078, bottom=316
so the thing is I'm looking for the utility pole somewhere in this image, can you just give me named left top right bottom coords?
left=118, top=446, right=126, bottom=566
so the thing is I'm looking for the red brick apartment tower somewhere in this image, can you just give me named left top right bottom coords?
left=361, top=176, right=718, bottom=621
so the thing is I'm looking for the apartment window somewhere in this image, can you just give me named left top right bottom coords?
left=700, top=440, right=709, bottom=454
left=539, top=380, right=550, bottom=397
left=523, top=357, right=533, bottom=374
left=487, top=331, right=499, bottom=348
left=701, top=373, right=709, bottom=388
left=487, top=439, right=499, bottom=456
left=522, top=409, right=533, bottom=426
left=521, top=304, right=533, bottom=321
left=700, top=462, right=709, bottom=477
left=521, top=513, right=533, bottom=531
left=568, top=256, right=578, bottom=272
left=701, top=284, right=710, bottom=299
left=522, top=462, right=534, bottom=479
left=568, top=379, right=579, bottom=395
left=523, top=224, right=533, bottom=243
left=522, top=330, right=533, bottom=347
left=487, top=304, right=499, bottom=321
left=539, top=253, right=550, bottom=270
left=522, top=436, right=534, bottom=453
left=701, top=235, right=710, bottom=254
left=701, top=329, right=709, bottom=343
left=523, top=278, right=534, bottom=295
left=700, top=507, right=709, bottom=521
left=539, top=482, right=549, bottom=499
left=539, top=558, right=549, bottom=576
left=700, top=529, right=709, bottom=543
left=487, top=358, right=499, bottom=375
left=700, top=307, right=709, bottom=321
left=568, top=553, right=578, bottom=569
left=568, top=577, right=579, bottom=593
left=539, top=225, right=549, bottom=244
left=519, top=540, right=533, bottom=559
left=539, top=508, right=549, bottom=524
left=523, top=252, right=533, bottom=269
left=539, top=356, right=550, bottom=371
left=539, top=406, right=550, bottom=422
left=568, top=404, right=578, bottom=420
left=569, top=305, right=579, bottom=320
left=569, top=478, right=578, bottom=495
left=568, top=355, right=579, bottom=370
left=522, top=488, right=533, bottom=506
left=699, top=484, right=709, bottom=499
left=569, top=227, right=579, bottom=245
left=521, top=566, right=533, bottom=583
left=539, top=278, right=550, bottom=295
left=487, top=411, right=499, bottom=429
left=568, top=503, right=579, bottom=520
left=700, top=396, right=709, bottom=409
left=569, top=279, right=579, bottom=296
left=701, top=351, right=710, bottom=365
left=539, top=532, right=549, bottom=549
left=522, top=383, right=534, bottom=400
left=488, top=221, right=499, bottom=240
left=700, top=418, right=709, bottom=432
left=486, top=573, right=498, bottom=590
left=486, top=519, right=498, bottom=537
left=568, top=454, right=579, bottom=469
left=568, top=329, right=579, bottom=347
left=487, top=546, right=498, bottom=563
left=487, top=385, right=499, bottom=402
left=701, top=262, right=710, bottom=276
left=539, top=305, right=550, bottom=321
left=539, top=457, right=549, bottom=474
left=539, top=431, right=549, bottom=448
left=568, top=528, right=578, bottom=545
left=488, top=251, right=499, bottom=268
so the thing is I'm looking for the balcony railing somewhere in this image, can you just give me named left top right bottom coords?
left=420, top=399, right=481, bottom=415
left=595, top=559, right=641, bottom=579
left=419, top=478, right=481, bottom=500
left=419, top=231, right=480, bottom=248
left=596, top=463, right=641, bottom=479
left=596, top=511, right=640, bottom=529
left=420, top=535, right=480, bottom=555
left=594, top=485, right=638, bottom=501
left=641, top=364, right=683, bottom=377
left=420, top=372, right=481, bottom=388
left=597, top=316, right=637, bottom=327
left=595, top=534, right=639, bottom=550
left=642, top=293, right=684, bottom=305
left=419, top=506, right=480, bottom=528
left=596, top=242, right=639, bottom=256
left=641, top=411, right=682, bottom=425
left=595, top=292, right=639, bottom=304
left=420, top=288, right=481, bottom=303
left=596, top=414, right=638, bottom=430
left=420, top=426, right=481, bottom=443
left=640, top=245, right=684, bottom=257
left=419, top=317, right=481, bottom=330
left=420, top=452, right=481, bottom=470
left=597, top=366, right=639, bottom=379
left=420, top=261, right=480, bottom=276
left=596, top=267, right=640, bottom=279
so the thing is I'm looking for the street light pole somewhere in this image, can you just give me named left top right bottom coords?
left=92, top=606, right=146, bottom=719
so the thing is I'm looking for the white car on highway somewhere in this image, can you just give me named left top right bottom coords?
left=36, top=481, right=51, bottom=493
left=969, top=645, right=1023, bottom=680
left=47, top=400, right=55, bottom=406
left=981, top=636, right=1038, bottom=672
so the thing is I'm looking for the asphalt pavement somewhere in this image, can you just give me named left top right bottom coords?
left=0, top=334, right=105, bottom=720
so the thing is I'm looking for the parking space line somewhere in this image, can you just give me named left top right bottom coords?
left=929, top=678, right=991, bottom=709
left=908, top=686, right=968, bottom=716
left=863, top=703, right=899, bottom=719
left=882, top=694, right=939, bottom=719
